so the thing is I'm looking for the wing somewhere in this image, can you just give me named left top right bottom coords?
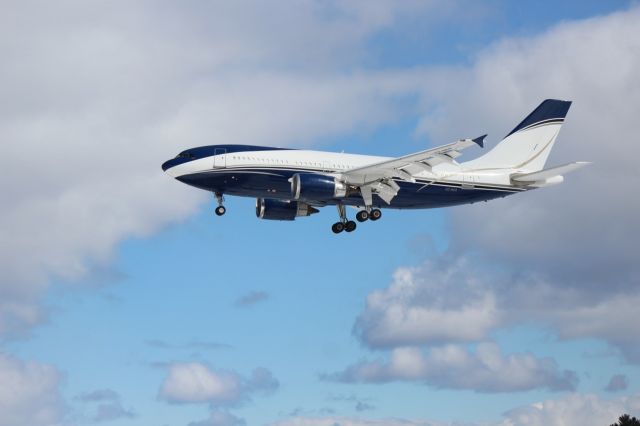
left=340, top=135, right=486, bottom=205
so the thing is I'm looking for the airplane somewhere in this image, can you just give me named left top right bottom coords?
left=162, top=99, right=589, bottom=234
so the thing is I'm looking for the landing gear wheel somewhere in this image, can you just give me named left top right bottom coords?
left=356, top=210, right=369, bottom=222
left=345, top=221, right=357, bottom=232
left=370, top=209, right=382, bottom=221
left=214, top=192, right=226, bottom=216
left=331, top=222, right=345, bottom=234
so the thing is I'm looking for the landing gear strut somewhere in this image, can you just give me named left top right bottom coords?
left=214, top=192, right=226, bottom=216
left=332, top=204, right=357, bottom=234
left=356, top=186, right=381, bottom=223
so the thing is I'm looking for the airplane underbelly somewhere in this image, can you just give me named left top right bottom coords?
left=178, top=169, right=515, bottom=208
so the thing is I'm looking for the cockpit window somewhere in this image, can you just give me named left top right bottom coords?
left=176, top=151, right=195, bottom=159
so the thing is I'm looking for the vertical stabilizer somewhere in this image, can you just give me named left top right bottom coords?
left=467, top=99, right=571, bottom=172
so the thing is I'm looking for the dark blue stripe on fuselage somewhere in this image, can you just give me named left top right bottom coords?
left=162, top=144, right=293, bottom=171
left=176, top=167, right=521, bottom=209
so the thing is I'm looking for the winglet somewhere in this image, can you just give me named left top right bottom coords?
left=472, top=134, right=487, bottom=148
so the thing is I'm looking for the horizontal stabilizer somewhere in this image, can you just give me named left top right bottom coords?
left=473, top=134, right=487, bottom=148
left=511, top=161, right=590, bottom=183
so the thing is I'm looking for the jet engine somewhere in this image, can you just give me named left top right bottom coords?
left=290, top=173, right=347, bottom=201
left=255, top=198, right=319, bottom=221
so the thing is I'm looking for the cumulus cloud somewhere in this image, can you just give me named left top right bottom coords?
left=0, top=352, right=65, bottom=426
left=353, top=5, right=640, bottom=365
left=271, top=393, right=640, bottom=426
left=0, top=0, right=461, bottom=335
left=430, top=7, right=640, bottom=294
left=326, top=343, right=577, bottom=393
left=158, top=362, right=278, bottom=406
left=354, top=257, right=501, bottom=348
left=418, top=7, right=640, bottom=359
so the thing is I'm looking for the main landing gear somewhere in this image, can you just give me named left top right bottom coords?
left=355, top=208, right=381, bottom=223
left=214, top=192, right=226, bottom=216
left=332, top=205, right=382, bottom=233
left=332, top=204, right=357, bottom=234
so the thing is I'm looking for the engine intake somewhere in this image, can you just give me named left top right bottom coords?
left=256, top=198, right=319, bottom=221
left=291, top=173, right=347, bottom=201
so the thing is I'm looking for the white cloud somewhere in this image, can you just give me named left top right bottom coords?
left=0, top=0, right=461, bottom=335
left=431, top=6, right=640, bottom=289
left=0, top=352, right=65, bottom=426
left=158, top=363, right=278, bottom=405
left=159, top=363, right=243, bottom=404
left=353, top=5, right=640, bottom=362
left=421, top=6, right=640, bottom=362
left=499, top=393, right=640, bottom=426
left=327, top=343, right=576, bottom=393
left=354, top=257, right=500, bottom=348
left=271, top=393, right=640, bottom=426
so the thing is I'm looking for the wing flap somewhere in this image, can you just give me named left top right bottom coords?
left=342, top=137, right=484, bottom=185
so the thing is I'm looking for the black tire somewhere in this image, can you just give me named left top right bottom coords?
left=331, top=222, right=344, bottom=233
left=370, top=209, right=382, bottom=221
left=345, top=221, right=357, bottom=232
left=215, top=206, right=226, bottom=216
left=356, top=210, right=369, bottom=222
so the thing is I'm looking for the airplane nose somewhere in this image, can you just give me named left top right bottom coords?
left=161, top=158, right=175, bottom=172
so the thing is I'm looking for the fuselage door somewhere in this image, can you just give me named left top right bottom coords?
left=462, top=173, right=476, bottom=189
left=214, top=148, right=227, bottom=168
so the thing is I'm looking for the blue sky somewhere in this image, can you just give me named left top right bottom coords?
left=1, top=1, right=640, bottom=426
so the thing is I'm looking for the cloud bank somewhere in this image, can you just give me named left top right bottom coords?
left=350, top=10, right=640, bottom=398
left=272, top=393, right=640, bottom=426
left=327, top=343, right=577, bottom=392
left=0, top=0, right=451, bottom=335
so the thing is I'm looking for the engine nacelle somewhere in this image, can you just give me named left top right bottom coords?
left=291, top=173, right=347, bottom=201
left=255, top=198, right=319, bottom=221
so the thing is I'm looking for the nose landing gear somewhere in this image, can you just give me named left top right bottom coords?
left=214, top=192, right=226, bottom=216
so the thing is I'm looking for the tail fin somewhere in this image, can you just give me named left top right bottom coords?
left=468, top=99, right=572, bottom=172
